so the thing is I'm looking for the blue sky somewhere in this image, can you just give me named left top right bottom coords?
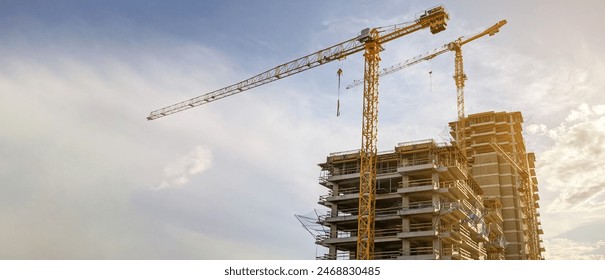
left=1, top=0, right=605, bottom=259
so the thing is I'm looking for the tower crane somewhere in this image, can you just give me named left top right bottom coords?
left=147, top=6, right=449, bottom=260
left=347, top=20, right=507, bottom=157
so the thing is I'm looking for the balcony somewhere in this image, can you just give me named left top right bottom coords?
left=318, top=194, right=328, bottom=205
left=438, top=180, right=471, bottom=200
left=490, top=223, right=504, bottom=235
left=439, top=224, right=461, bottom=242
left=460, top=237, right=480, bottom=253
left=486, top=236, right=508, bottom=250
left=442, top=245, right=459, bottom=260
left=398, top=246, right=439, bottom=260
left=458, top=223, right=472, bottom=239
left=398, top=222, right=438, bottom=238
left=315, top=233, right=357, bottom=246
left=316, top=252, right=352, bottom=260
left=442, top=245, right=473, bottom=260
left=436, top=158, right=468, bottom=180
left=319, top=227, right=402, bottom=246
left=321, top=165, right=359, bottom=182
left=398, top=178, right=438, bottom=194
left=318, top=209, right=356, bottom=224
left=376, top=165, right=398, bottom=175
left=374, top=250, right=403, bottom=260
left=319, top=187, right=357, bottom=204
left=472, top=223, right=490, bottom=242
left=397, top=157, right=437, bottom=174
left=471, top=127, right=496, bottom=137
left=399, top=200, right=439, bottom=215
left=487, top=251, right=506, bottom=260
left=485, top=209, right=503, bottom=224
left=319, top=250, right=408, bottom=260
left=440, top=202, right=466, bottom=220
left=320, top=205, right=403, bottom=224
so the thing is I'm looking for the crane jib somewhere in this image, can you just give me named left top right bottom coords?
left=345, top=20, right=507, bottom=90
left=147, top=6, right=450, bottom=121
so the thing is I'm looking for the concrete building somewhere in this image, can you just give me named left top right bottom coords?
left=449, top=111, right=544, bottom=259
left=314, top=111, right=544, bottom=260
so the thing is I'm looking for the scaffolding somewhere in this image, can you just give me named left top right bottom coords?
left=315, top=140, right=492, bottom=260
left=310, top=111, right=544, bottom=260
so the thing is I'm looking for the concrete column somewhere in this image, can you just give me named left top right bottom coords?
left=402, top=193, right=410, bottom=232
left=401, top=175, right=409, bottom=189
left=433, top=238, right=441, bottom=259
left=432, top=172, right=440, bottom=187
left=331, top=183, right=339, bottom=198
left=401, top=183, right=411, bottom=255
left=330, top=183, right=338, bottom=218
left=402, top=238, right=411, bottom=256
left=432, top=173, right=441, bottom=210
left=329, top=183, right=338, bottom=259
left=329, top=245, right=336, bottom=259
left=402, top=216, right=410, bottom=232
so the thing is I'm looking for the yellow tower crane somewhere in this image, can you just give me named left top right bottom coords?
left=347, top=20, right=507, bottom=157
left=451, top=20, right=506, bottom=158
left=147, top=6, right=449, bottom=260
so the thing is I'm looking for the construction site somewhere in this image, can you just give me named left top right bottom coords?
left=311, top=111, right=544, bottom=260
left=147, top=5, right=545, bottom=260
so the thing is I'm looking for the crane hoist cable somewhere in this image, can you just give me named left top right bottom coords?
left=429, top=70, right=433, bottom=92
left=337, top=68, right=343, bottom=116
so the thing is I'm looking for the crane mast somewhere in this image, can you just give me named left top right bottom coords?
left=357, top=29, right=381, bottom=260
left=147, top=6, right=450, bottom=260
left=450, top=20, right=506, bottom=158
left=453, top=45, right=467, bottom=156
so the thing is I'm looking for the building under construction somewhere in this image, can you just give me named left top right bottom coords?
left=314, top=111, right=544, bottom=260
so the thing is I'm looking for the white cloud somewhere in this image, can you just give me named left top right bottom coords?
left=529, top=104, right=605, bottom=213
left=565, top=103, right=604, bottom=123
left=544, top=238, right=605, bottom=260
left=525, top=123, right=548, bottom=135
left=154, top=146, right=213, bottom=190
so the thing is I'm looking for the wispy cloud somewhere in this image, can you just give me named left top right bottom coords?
left=544, top=238, right=605, bottom=260
left=153, top=146, right=212, bottom=191
left=528, top=103, right=605, bottom=213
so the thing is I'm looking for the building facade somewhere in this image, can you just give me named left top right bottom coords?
left=314, top=111, right=544, bottom=260
left=449, top=111, right=544, bottom=259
